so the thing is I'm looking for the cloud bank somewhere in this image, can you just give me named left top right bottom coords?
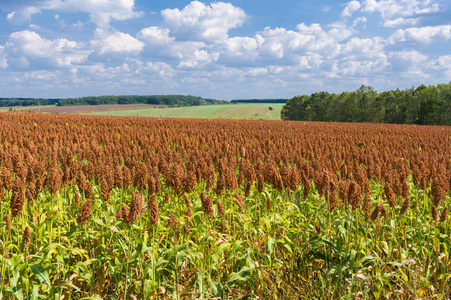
left=0, top=0, right=450, bottom=99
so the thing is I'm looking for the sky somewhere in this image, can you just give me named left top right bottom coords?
left=0, top=0, right=450, bottom=100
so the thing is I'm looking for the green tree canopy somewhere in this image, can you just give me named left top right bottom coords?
left=281, top=82, right=451, bottom=126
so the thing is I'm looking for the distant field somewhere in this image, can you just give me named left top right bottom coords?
left=0, top=105, right=56, bottom=112
left=82, top=103, right=284, bottom=120
left=0, top=104, right=165, bottom=114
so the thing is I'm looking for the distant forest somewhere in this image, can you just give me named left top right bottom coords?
left=230, top=99, right=287, bottom=104
left=57, top=95, right=229, bottom=106
left=0, top=98, right=59, bottom=107
left=0, top=95, right=288, bottom=108
left=281, top=82, right=451, bottom=126
left=0, top=95, right=229, bottom=108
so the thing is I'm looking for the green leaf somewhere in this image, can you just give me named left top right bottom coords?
left=360, top=256, right=377, bottom=268
left=79, top=295, right=103, bottom=300
left=143, top=279, right=152, bottom=299
left=93, top=218, right=105, bottom=226
left=227, top=266, right=254, bottom=286
left=30, top=264, right=51, bottom=287
left=267, top=236, right=275, bottom=254
left=31, top=285, right=39, bottom=300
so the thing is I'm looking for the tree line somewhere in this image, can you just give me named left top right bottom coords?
left=230, top=99, right=287, bottom=104
left=281, top=82, right=451, bottom=125
left=57, top=95, right=228, bottom=107
left=0, top=98, right=59, bottom=107
left=0, top=95, right=229, bottom=108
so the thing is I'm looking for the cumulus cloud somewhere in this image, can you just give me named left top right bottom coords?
left=5, top=30, right=91, bottom=69
left=389, top=50, right=428, bottom=66
left=0, top=46, right=7, bottom=69
left=221, top=36, right=261, bottom=63
left=218, top=22, right=353, bottom=69
left=161, top=1, right=247, bottom=43
left=59, top=0, right=143, bottom=28
left=137, top=27, right=175, bottom=46
left=362, top=0, right=441, bottom=27
left=436, top=55, right=451, bottom=67
left=333, top=37, right=388, bottom=76
left=137, top=26, right=207, bottom=63
left=178, top=50, right=219, bottom=68
left=136, top=25, right=220, bottom=69
left=383, top=17, right=419, bottom=28
left=342, top=37, right=385, bottom=56
left=341, top=1, right=361, bottom=18
left=0, top=0, right=449, bottom=99
left=226, top=36, right=259, bottom=56
left=352, top=17, right=368, bottom=28
left=91, top=30, right=144, bottom=55
left=2, top=1, right=51, bottom=23
left=1, top=0, right=143, bottom=27
left=388, top=25, right=451, bottom=44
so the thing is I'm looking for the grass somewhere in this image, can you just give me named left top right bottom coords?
left=81, top=103, right=284, bottom=120
left=0, top=105, right=56, bottom=112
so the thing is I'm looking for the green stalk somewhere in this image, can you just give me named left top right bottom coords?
left=175, top=248, right=179, bottom=300
left=124, top=224, right=132, bottom=298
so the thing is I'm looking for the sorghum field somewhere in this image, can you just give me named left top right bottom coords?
left=1, top=113, right=450, bottom=299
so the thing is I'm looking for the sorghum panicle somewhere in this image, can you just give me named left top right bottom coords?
left=23, top=226, right=31, bottom=246
left=440, top=206, right=448, bottom=222
left=77, top=200, right=92, bottom=225
left=128, top=191, right=143, bottom=225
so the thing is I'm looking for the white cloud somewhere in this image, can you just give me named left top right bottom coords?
left=226, top=37, right=259, bottom=55
left=389, top=50, right=428, bottom=65
left=1, top=0, right=143, bottom=27
left=23, top=70, right=61, bottom=81
left=137, top=27, right=175, bottom=46
left=352, top=17, right=368, bottom=28
left=0, top=1, right=449, bottom=99
left=29, top=24, right=41, bottom=30
left=4, top=4, right=44, bottom=23
left=362, top=0, right=441, bottom=27
left=217, top=22, right=354, bottom=69
left=0, top=46, right=8, bottom=69
left=337, top=59, right=387, bottom=76
left=342, top=37, right=385, bottom=56
left=436, top=55, right=451, bottom=67
left=431, top=55, right=451, bottom=78
left=334, top=37, right=388, bottom=76
left=224, top=36, right=260, bottom=61
left=388, top=25, right=451, bottom=44
left=91, top=30, right=144, bottom=55
left=161, top=1, right=247, bottom=43
left=178, top=50, right=219, bottom=68
left=58, top=0, right=143, bottom=28
left=6, top=30, right=91, bottom=68
left=341, top=1, right=361, bottom=18
left=383, top=17, right=419, bottom=28
left=137, top=25, right=219, bottom=70
left=138, top=61, right=175, bottom=78
left=137, top=26, right=207, bottom=62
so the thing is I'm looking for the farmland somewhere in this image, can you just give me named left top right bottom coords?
left=0, top=104, right=165, bottom=114
left=82, top=103, right=284, bottom=120
left=0, top=112, right=451, bottom=299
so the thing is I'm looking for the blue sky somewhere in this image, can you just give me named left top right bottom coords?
left=0, top=0, right=450, bottom=100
